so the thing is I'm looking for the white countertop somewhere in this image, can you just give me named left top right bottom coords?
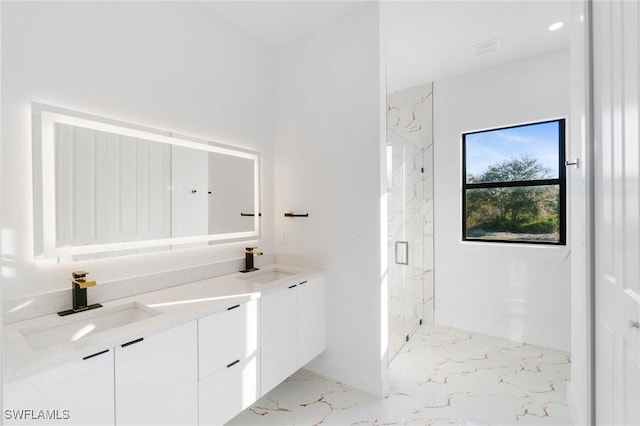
left=3, top=264, right=322, bottom=384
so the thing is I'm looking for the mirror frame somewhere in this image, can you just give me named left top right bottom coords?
left=32, top=102, right=260, bottom=261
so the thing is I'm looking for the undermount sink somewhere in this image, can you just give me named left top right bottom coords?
left=239, top=267, right=297, bottom=284
left=20, top=302, right=161, bottom=351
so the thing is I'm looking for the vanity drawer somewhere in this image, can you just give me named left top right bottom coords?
left=198, top=299, right=259, bottom=380
left=198, top=353, right=259, bottom=426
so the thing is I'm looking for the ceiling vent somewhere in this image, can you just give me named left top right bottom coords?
left=471, top=38, right=502, bottom=57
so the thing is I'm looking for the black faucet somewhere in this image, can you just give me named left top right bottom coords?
left=58, top=271, right=103, bottom=316
left=240, top=247, right=263, bottom=273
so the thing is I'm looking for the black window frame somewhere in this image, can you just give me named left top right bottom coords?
left=462, top=118, right=566, bottom=245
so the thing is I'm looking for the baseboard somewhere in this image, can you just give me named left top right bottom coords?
left=567, top=380, right=588, bottom=426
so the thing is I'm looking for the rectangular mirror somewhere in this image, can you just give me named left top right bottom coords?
left=33, top=103, right=260, bottom=261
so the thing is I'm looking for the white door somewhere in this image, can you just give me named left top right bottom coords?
left=593, top=1, right=640, bottom=424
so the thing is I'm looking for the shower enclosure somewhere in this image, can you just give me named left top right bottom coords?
left=387, top=83, right=434, bottom=361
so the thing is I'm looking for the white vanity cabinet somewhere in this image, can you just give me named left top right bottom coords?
left=3, top=322, right=197, bottom=426
left=198, top=299, right=260, bottom=425
left=260, top=275, right=326, bottom=396
left=4, top=269, right=325, bottom=426
left=3, top=348, right=114, bottom=426
left=260, top=282, right=298, bottom=396
left=297, top=276, right=326, bottom=367
left=114, top=321, right=198, bottom=426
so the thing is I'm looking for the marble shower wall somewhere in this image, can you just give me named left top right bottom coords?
left=387, top=83, right=434, bottom=360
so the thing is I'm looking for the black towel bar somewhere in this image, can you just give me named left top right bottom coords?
left=284, top=212, right=309, bottom=218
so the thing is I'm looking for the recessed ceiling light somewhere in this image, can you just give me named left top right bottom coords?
left=548, top=21, right=564, bottom=31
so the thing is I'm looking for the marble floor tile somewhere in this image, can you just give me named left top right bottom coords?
left=227, top=324, right=571, bottom=425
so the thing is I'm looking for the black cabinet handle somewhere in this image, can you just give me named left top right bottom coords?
left=299, top=280, right=308, bottom=285
left=288, top=284, right=297, bottom=289
left=226, top=359, right=240, bottom=368
left=83, top=349, right=110, bottom=360
left=121, top=337, right=144, bottom=348
left=227, top=304, right=240, bottom=311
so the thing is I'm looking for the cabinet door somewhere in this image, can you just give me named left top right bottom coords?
left=4, top=349, right=114, bottom=426
left=198, top=299, right=259, bottom=380
left=260, top=285, right=297, bottom=396
left=114, top=321, right=197, bottom=426
left=297, top=276, right=326, bottom=367
left=199, top=354, right=259, bottom=425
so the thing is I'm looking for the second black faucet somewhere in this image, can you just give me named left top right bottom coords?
left=240, top=247, right=263, bottom=273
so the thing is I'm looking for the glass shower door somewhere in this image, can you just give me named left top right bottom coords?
left=387, top=139, right=424, bottom=360
left=387, top=83, right=433, bottom=362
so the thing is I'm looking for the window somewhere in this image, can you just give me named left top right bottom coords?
left=462, top=119, right=566, bottom=245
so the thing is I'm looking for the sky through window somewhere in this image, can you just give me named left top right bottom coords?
left=465, top=121, right=560, bottom=181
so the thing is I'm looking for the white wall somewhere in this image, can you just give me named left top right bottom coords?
left=2, top=1, right=389, bottom=398
left=273, top=3, right=386, bottom=396
left=1, top=2, right=275, bottom=300
left=433, top=49, right=571, bottom=352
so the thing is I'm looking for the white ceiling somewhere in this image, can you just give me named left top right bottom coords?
left=203, top=1, right=571, bottom=92
left=204, top=1, right=372, bottom=48
left=384, top=1, right=571, bottom=92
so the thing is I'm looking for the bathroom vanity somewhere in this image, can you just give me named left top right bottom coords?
left=4, top=103, right=327, bottom=425
left=3, top=265, right=325, bottom=426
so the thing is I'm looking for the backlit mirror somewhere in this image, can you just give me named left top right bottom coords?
left=33, top=103, right=260, bottom=261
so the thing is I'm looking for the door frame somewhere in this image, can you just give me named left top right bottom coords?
left=568, top=0, right=595, bottom=424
